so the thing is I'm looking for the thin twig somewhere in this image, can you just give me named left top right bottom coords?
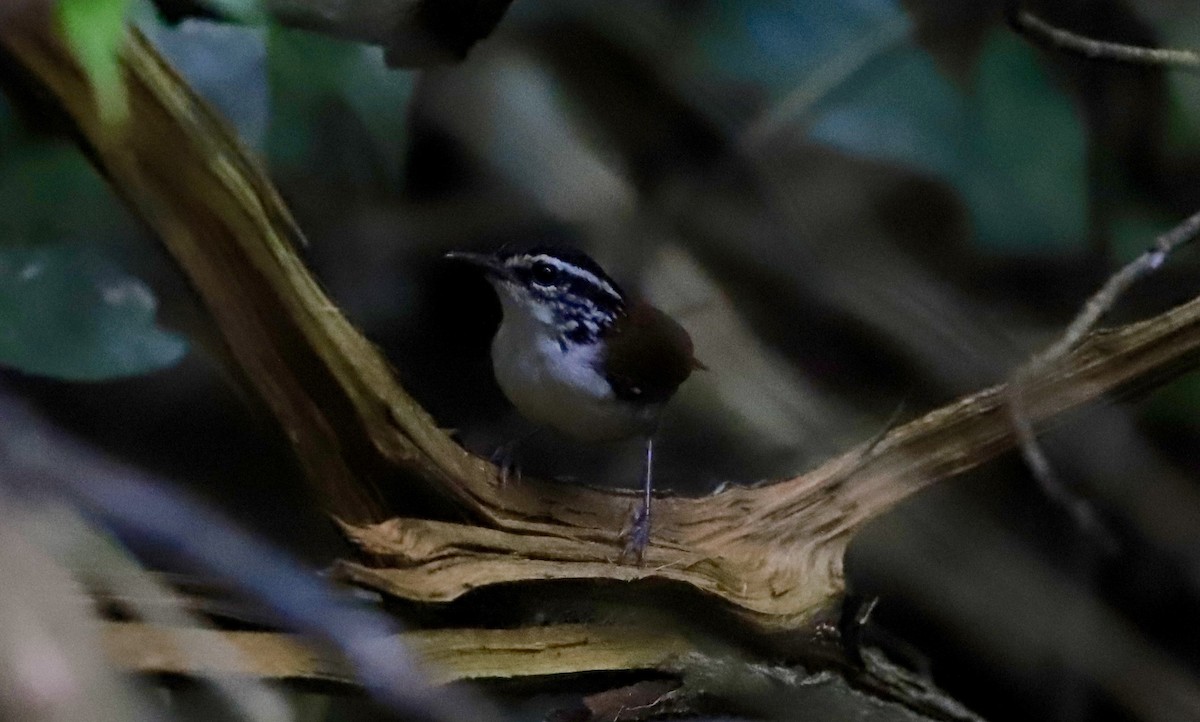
left=1008, top=406, right=1115, bottom=547
left=1010, top=2, right=1200, bottom=537
left=1039, top=210, right=1200, bottom=363
left=1009, top=7, right=1200, bottom=72
left=1009, top=209, right=1200, bottom=541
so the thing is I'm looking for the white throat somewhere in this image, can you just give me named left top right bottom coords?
left=489, top=285, right=658, bottom=442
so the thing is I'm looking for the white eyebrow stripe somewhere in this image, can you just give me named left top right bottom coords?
left=526, top=254, right=622, bottom=302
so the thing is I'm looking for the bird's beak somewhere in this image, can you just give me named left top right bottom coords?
left=444, top=251, right=513, bottom=281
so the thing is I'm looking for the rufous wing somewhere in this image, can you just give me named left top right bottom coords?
left=600, top=301, right=698, bottom=403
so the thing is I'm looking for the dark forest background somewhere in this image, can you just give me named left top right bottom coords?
left=3, top=1, right=1200, bottom=720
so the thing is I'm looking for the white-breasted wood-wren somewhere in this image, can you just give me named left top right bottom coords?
left=446, top=245, right=701, bottom=558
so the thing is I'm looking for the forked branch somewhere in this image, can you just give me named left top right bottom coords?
left=5, top=14, right=1200, bottom=636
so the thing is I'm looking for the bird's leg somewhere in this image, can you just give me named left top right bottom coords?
left=622, top=435, right=654, bottom=562
left=489, top=428, right=541, bottom=487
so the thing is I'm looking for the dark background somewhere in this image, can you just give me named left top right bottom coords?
left=4, top=1, right=1200, bottom=720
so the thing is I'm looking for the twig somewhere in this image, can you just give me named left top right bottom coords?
left=1009, top=1, right=1200, bottom=541
left=1008, top=209, right=1200, bottom=542
left=569, top=680, right=685, bottom=722
left=1009, top=6, right=1200, bottom=72
left=1035, top=209, right=1200, bottom=364
left=13, top=4, right=1200, bottom=644
left=1007, top=402, right=1114, bottom=544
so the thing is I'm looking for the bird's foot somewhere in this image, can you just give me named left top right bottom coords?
left=619, top=502, right=651, bottom=565
left=489, top=441, right=523, bottom=488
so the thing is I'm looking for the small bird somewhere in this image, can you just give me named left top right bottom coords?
left=446, top=245, right=700, bottom=558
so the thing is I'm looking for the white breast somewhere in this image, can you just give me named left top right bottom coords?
left=491, top=317, right=659, bottom=442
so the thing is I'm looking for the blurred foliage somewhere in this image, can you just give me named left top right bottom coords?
left=1139, top=2, right=1200, bottom=153
left=0, top=244, right=185, bottom=380
left=697, top=0, right=1088, bottom=254
left=57, top=0, right=132, bottom=124
left=6, top=0, right=1200, bottom=720
left=267, top=28, right=413, bottom=184
left=0, top=118, right=185, bottom=379
left=197, top=0, right=263, bottom=22
left=0, top=137, right=134, bottom=242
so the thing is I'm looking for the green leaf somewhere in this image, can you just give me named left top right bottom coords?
left=57, top=0, right=132, bottom=125
left=0, top=244, right=187, bottom=380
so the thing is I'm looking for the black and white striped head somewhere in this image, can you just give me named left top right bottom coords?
left=447, top=246, right=626, bottom=345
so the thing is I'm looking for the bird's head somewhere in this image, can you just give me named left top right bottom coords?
left=446, top=246, right=626, bottom=344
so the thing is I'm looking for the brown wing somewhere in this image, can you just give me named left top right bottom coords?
left=600, top=301, right=698, bottom=403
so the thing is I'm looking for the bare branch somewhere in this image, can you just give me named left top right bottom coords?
left=104, top=621, right=983, bottom=721
left=8, top=10, right=1200, bottom=638
left=1007, top=0, right=1200, bottom=542
left=1035, top=209, right=1200, bottom=364
left=1008, top=209, right=1200, bottom=541
left=102, top=622, right=686, bottom=685
left=1009, top=7, right=1200, bottom=72
left=334, top=287, right=1200, bottom=629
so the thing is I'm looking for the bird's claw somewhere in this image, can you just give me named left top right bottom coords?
left=489, top=441, right=522, bottom=488
left=619, top=503, right=651, bottom=564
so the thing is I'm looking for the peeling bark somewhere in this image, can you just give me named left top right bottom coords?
left=3, top=3, right=1199, bottom=653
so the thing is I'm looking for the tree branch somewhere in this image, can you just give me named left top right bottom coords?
left=104, top=621, right=983, bottom=721
left=1008, top=6, right=1200, bottom=72
left=102, top=621, right=689, bottom=686
left=335, top=290, right=1200, bottom=628
left=5, top=10, right=1200, bottom=644
left=1008, top=210, right=1200, bottom=540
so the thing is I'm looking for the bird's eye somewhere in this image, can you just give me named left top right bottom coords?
left=531, top=261, right=559, bottom=285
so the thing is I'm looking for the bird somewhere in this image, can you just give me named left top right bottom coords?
left=445, top=245, right=701, bottom=559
